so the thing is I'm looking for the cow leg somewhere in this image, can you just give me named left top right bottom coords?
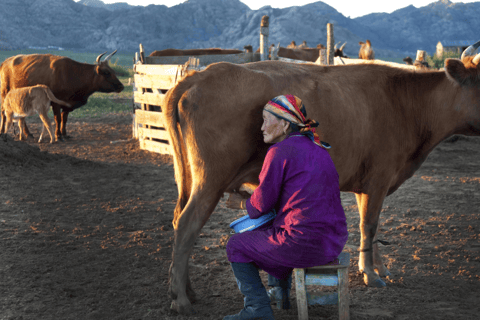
left=61, top=110, right=70, bottom=139
left=372, top=225, right=392, bottom=278
left=38, top=110, right=55, bottom=144
left=17, top=118, right=26, bottom=141
left=22, top=121, right=33, bottom=139
left=0, top=111, right=5, bottom=134
left=52, top=105, right=63, bottom=141
left=2, top=112, right=13, bottom=141
left=355, top=191, right=388, bottom=287
left=169, top=188, right=223, bottom=315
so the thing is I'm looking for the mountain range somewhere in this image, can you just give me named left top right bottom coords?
left=0, top=0, right=478, bottom=58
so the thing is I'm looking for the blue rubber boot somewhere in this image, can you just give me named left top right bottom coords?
left=267, top=273, right=292, bottom=309
left=223, top=262, right=274, bottom=320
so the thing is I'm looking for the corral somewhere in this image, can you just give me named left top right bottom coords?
left=0, top=113, right=479, bottom=319
left=1, top=17, right=479, bottom=320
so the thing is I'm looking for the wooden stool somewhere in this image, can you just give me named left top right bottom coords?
left=294, top=252, right=350, bottom=320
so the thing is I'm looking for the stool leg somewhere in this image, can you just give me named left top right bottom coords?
left=338, top=268, right=349, bottom=320
left=294, top=269, right=308, bottom=320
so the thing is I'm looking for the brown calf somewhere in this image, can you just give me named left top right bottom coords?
left=1, top=85, right=70, bottom=143
left=358, top=40, right=375, bottom=60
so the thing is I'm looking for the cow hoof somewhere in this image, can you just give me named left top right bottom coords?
left=369, top=278, right=387, bottom=287
left=186, top=289, right=197, bottom=303
left=56, top=136, right=65, bottom=142
left=362, top=272, right=387, bottom=287
left=170, top=300, right=196, bottom=315
left=375, top=266, right=392, bottom=278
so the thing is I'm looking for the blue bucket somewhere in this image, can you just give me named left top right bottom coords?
left=229, top=210, right=276, bottom=233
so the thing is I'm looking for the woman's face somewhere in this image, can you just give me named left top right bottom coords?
left=261, top=110, right=288, bottom=144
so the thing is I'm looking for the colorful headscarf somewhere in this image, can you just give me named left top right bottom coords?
left=264, top=95, right=331, bottom=150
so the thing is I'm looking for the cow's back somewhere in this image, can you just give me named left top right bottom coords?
left=168, top=61, right=409, bottom=192
left=1, top=54, right=86, bottom=105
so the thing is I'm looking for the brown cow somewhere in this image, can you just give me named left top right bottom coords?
left=297, top=40, right=308, bottom=48
left=286, top=40, right=297, bottom=48
left=0, top=51, right=124, bottom=140
left=334, top=42, right=348, bottom=58
left=163, top=41, right=480, bottom=314
left=403, top=56, right=414, bottom=65
left=149, top=48, right=243, bottom=56
left=359, top=40, right=375, bottom=60
left=1, top=84, right=70, bottom=143
left=275, top=46, right=320, bottom=62
left=243, top=45, right=253, bottom=53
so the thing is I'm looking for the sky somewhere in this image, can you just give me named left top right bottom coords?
left=92, top=0, right=478, bottom=19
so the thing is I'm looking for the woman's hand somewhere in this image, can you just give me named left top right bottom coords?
left=226, top=193, right=246, bottom=210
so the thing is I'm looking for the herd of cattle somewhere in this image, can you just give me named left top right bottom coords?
left=0, top=40, right=422, bottom=143
left=1, top=39, right=479, bottom=316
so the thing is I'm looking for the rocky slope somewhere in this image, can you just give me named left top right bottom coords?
left=0, top=0, right=478, bottom=58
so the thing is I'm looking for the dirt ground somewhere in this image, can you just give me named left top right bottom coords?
left=0, top=113, right=479, bottom=320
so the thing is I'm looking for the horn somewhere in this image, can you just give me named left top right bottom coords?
left=103, top=50, right=118, bottom=62
left=340, top=42, right=347, bottom=51
left=461, top=40, right=480, bottom=60
left=334, top=41, right=341, bottom=50
left=96, top=52, right=107, bottom=64
left=473, top=52, right=480, bottom=65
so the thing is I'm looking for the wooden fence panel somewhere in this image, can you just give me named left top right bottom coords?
left=135, top=109, right=167, bottom=127
left=139, top=139, right=173, bottom=155
left=133, top=91, right=166, bottom=107
left=134, top=73, right=178, bottom=91
left=145, top=52, right=257, bottom=66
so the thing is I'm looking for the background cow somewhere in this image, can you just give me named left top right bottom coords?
left=149, top=48, right=243, bottom=56
left=273, top=45, right=320, bottom=62
left=403, top=56, right=414, bottom=65
left=162, top=42, right=480, bottom=315
left=359, top=40, right=375, bottom=59
left=0, top=51, right=124, bottom=141
left=334, top=42, right=348, bottom=58
left=1, top=84, right=70, bottom=144
left=286, top=40, right=297, bottom=48
left=297, top=40, right=308, bottom=48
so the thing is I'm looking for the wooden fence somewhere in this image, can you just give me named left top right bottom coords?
left=132, top=45, right=261, bottom=155
left=132, top=19, right=420, bottom=156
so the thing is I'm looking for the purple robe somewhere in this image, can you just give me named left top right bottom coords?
left=226, top=133, right=348, bottom=280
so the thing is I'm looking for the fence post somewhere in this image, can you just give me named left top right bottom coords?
left=317, top=49, right=327, bottom=65
left=260, top=15, right=269, bottom=61
left=416, top=50, right=426, bottom=61
left=327, top=23, right=334, bottom=65
left=139, top=43, right=145, bottom=64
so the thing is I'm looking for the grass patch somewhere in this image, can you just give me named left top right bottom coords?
left=0, top=49, right=135, bottom=68
left=68, top=97, right=132, bottom=118
left=426, top=51, right=461, bottom=69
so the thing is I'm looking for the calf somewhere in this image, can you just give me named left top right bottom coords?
left=359, top=40, right=375, bottom=60
left=1, top=85, right=70, bottom=143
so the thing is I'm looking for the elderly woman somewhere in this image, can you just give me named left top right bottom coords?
left=223, top=95, right=349, bottom=320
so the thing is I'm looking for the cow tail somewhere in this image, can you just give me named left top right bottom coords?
left=45, top=86, right=71, bottom=107
left=163, top=82, right=191, bottom=223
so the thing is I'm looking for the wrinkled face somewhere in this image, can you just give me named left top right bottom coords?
left=261, top=110, right=288, bottom=144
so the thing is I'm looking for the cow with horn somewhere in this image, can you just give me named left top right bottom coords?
left=0, top=50, right=124, bottom=141
left=162, top=39, right=480, bottom=315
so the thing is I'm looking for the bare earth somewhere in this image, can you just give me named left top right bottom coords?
left=0, top=113, right=479, bottom=320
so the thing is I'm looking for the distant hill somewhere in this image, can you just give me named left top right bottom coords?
left=0, top=0, right=478, bottom=58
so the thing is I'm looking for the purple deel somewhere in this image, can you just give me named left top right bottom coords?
left=226, top=133, right=349, bottom=280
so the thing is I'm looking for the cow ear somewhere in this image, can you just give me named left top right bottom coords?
left=445, top=58, right=472, bottom=86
